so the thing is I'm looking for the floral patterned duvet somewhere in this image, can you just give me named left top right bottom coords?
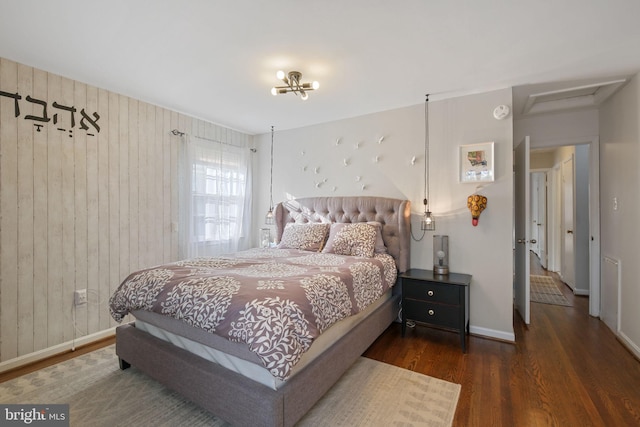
left=109, top=248, right=397, bottom=380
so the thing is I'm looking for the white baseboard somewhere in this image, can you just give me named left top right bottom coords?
left=469, top=325, right=515, bottom=343
left=574, top=289, right=590, bottom=296
left=618, top=330, right=640, bottom=361
left=0, top=327, right=116, bottom=374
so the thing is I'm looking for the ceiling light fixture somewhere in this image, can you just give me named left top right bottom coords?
left=271, top=70, right=319, bottom=100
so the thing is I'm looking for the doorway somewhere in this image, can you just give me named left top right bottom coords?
left=528, top=140, right=599, bottom=316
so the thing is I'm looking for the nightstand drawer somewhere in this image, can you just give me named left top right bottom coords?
left=403, top=279, right=460, bottom=305
left=403, top=299, right=459, bottom=329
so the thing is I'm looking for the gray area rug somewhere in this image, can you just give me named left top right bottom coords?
left=0, top=345, right=460, bottom=426
left=530, top=275, right=572, bottom=306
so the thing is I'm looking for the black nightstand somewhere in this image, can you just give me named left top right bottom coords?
left=401, top=268, right=472, bottom=352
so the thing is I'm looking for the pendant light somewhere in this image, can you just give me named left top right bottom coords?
left=421, top=94, right=436, bottom=231
left=265, top=126, right=275, bottom=224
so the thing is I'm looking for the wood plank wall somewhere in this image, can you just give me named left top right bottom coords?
left=0, top=58, right=252, bottom=364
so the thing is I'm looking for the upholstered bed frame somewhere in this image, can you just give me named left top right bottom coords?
left=115, top=196, right=411, bottom=427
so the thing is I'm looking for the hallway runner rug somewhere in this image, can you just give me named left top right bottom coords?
left=0, top=345, right=461, bottom=427
left=530, top=275, right=572, bottom=306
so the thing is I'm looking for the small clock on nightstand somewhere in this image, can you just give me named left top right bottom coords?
left=401, top=269, right=472, bottom=352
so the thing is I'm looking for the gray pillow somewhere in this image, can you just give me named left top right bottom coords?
left=277, top=223, right=330, bottom=251
left=322, top=223, right=377, bottom=257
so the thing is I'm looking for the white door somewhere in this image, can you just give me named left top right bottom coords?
left=561, top=156, right=576, bottom=290
left=514, top=137, right=531, bottom=324
left=537, top=172, right=547, bottom=268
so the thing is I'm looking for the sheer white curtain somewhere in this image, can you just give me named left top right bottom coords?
left=178, top=135, right=252, bottom=259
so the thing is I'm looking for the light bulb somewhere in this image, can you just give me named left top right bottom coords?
left=301, top=91, right=308, bottom=100
left=276, top=70, right=285, bottom=80
left=271, top=87, right=277, bottom=96
left=312, top=81, right=320, bottom=90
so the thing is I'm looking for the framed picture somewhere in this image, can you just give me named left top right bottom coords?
left=459, top=142, right=495, bottom=183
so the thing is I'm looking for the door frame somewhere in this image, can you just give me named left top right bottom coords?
left=527, top=136, right=600, bottom=317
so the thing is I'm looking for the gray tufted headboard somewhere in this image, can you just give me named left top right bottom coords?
left=275, top=196, right=411, bottom=273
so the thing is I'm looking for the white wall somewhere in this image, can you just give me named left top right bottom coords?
left=599, top=72, right=640, bottom=358
left=515, top=109, right=599, bottom=148
left=254, top=89, right=515, bottom=342
left=0, top=57, right=253, bottom=368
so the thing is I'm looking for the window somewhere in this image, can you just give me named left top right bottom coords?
left=179, top=135, right=252, bottom=258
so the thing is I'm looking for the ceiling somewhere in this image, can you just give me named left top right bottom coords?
left=2, top=0, right=640, bottom=135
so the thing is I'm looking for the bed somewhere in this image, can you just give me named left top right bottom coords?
left=111, top=196, right=411, bottom=426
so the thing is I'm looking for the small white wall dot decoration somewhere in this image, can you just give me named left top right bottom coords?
left=314, top=167, right=319, bottom=174
left=302, top=165, right=307, bottom=171
left=335, top=137, right=341, bottom=145
left=378, top=136, right=384, bottom=144
left=355, top=176, right=361, bottom=182
left=323, top=178, right=327, bottom=183
left=332, top=186, right=337, bottom=192
left=315, top=182, right=321, bottom=188
left=493, top=104, right=510, bottom=120
left=354, top=142, right=360, bottom=149
left=301, top=150, right=305, bottom=156
left=411, top=156, right=417, bottom=165
left=361, top=184, right=367, bottom=191
left=343, top=158, right=349, bottom=166
left=374, top=155, right=380, bottom=163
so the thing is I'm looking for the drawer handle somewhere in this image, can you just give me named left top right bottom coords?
left=428, top=309, right=435, bottom=316
left=427, top=290, right=434, bottom=297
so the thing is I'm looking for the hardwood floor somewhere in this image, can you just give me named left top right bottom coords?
left=0, top=336, right=115, bottom=383
left=2, top=253, right=639, bottom=426
left=364, top=253, right=640, bottom=426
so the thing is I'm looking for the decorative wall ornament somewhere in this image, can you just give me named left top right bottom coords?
left=373, top=155, right=380, bottom=163
left=314, top=167, right=320, bottom=174
left=467, top=194, right=488, bottom=226
left=354, top=142, right=360, bottom=149
left=343, top=158, right=349, bottom=166
left=410, top=156, right=417, bottom=165
left=335, top=137, right=341, bottom=145
left=378, top=136, right=385, bottom=144
left=355, top=176, right=361, bottom=182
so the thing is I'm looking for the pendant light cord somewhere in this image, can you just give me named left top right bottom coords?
left=269, top=126, right=274, bottom=210
left=411, top=94, right=430, bottom=242
left=424, top=94, right=429, bottom=210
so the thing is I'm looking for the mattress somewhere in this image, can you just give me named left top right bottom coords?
left=132, top=288, right=394, bottom=390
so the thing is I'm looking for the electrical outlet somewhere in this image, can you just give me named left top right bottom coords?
left=74, top=289, right=88, bottom=305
